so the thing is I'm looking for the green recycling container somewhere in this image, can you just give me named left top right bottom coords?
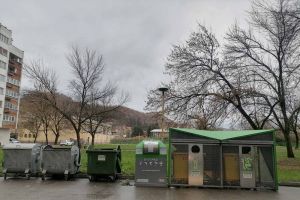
left=135, top=140, right=167, bottom=187
left=86, top=145, right=121, bottom=182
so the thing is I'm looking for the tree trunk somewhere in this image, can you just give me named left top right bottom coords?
left=45, top=132, right=48, bottom=145
left=75, top=130, right=81, bottom=149
left=91, top=134, right=95, bottom=146
left=34, top=133, right=38, bottom=143
left=283, top=131, right=294, bottom=158
left=75, top=129, right=81, bottom=164
left=54, top=134, right=59, bottom=145
left=294, top=130, right=299, bottom=149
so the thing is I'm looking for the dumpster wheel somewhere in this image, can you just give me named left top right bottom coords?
left=64, top=174, right=69, bottom=181
left=25, top=173, right=30, bottom=180
left=89, top=175, right=96, bottom=182
left=109, top=173, right=117, bottom=182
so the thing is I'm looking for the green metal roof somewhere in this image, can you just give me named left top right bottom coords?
left=170, top=128, right=274, bottom=141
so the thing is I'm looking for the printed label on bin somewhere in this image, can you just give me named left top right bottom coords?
left=160, top=148, right=166, bottom=155
left=98, top=155, right=106, bottom=161
left=136, top=148, right=143, bottom=154
left=243, top=172, right=252, bottom=179
left=136, top=179, right=149, bottom=183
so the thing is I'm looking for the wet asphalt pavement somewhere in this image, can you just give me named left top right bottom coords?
left=0, top=178, right=300, bottom=200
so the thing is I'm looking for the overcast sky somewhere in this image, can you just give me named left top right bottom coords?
left=0, top=0, right=251, bottom=112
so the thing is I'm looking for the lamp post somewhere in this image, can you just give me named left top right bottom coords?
left=158, top=87, right=168, bottom=138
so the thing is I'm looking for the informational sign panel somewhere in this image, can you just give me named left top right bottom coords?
left=135, top=157, right=167, bottom=186
left=188, top=144, right=203, bottom=186
left=240, top=146, right=256, bottom=188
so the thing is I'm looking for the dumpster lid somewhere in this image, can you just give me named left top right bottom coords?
left=86, top=145, right=120, bottom=152
left=3, top=143, right=40, bottom=150
left=43, top=145, right=73, bottom=150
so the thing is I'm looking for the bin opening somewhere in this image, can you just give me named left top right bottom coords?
left=143, top=141, right=159, bottom=154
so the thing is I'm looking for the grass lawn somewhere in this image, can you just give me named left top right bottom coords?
left=0, top=144, right=299, bottom=183
left=276, top=146, right=300, bottom=182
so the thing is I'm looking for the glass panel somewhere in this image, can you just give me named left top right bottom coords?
left=203, top=145, right=221, bottom=186
left=258, top=146, right=274, bottom=187
left=223, top=146, right=240, bottom=186
left=171, top=144, right=188, bottom=184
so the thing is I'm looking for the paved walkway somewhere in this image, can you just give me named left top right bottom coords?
left=1, top=178, right=299, bottom=200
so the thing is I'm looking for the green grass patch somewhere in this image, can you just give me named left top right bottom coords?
left=276, top=146, right=300, bottom=182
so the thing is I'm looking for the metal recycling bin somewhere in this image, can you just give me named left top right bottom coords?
left=2, top=143, right=42, bottom=180
left=135, top=140, right=167, bottom=187
left=86, top=145, right=121, bottom=182
left=169, top=128, right=278, bottom=191
left=41, top=145, right=80, bottom=180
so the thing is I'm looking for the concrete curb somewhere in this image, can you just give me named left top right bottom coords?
left=1, top=173, right=300, bottom=187
left=279, top=182, right=300, bottom=187
left=0, top=173, right=134, bottom=180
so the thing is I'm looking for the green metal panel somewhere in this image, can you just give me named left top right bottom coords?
left=170, top=128, right=274, bottom=141
left=272, top=131, right=279, bottom=191
left=168, top=132, right=171, bottom=185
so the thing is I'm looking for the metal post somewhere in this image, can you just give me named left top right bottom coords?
left=220, top=144, right=223, bottom=188
left=158, top=87, right=168, bottom=139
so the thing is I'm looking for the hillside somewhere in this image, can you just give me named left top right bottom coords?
left=109, top=106, right=161, bottom=128
left=19, top=92, right=163, bottom=130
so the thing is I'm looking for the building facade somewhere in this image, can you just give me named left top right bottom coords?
left=0, top=23, right=23, bottom=133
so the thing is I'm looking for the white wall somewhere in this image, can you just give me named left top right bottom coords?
left=0, top=128, right=10, bottom=146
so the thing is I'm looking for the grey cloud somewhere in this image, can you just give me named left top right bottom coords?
left=0, top=0, right=250, bottom=111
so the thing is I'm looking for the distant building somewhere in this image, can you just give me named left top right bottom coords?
left=0, top=23, right=24, bottom=133
left=150, top=129, right=168, bottom=138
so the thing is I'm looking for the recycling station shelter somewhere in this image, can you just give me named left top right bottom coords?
left=168, top=128, right=278, bottom=190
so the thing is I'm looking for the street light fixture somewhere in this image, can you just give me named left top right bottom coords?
left=158, top=87, right=168, bottom=138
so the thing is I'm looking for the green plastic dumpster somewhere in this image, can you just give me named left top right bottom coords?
left=135, top=140, right=167, bottom=187
left=86, top=145, right=121, bottom=182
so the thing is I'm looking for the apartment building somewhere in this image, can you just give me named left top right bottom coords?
left=0, top=23, right=24, bottom=133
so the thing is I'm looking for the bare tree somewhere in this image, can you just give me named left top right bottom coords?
left=225, top=0, right=300, bottom=157
left=82, top=87, right=126, bottom=145
left=25, top=46, right=128, bottom=150
left=291, top=111, right=300, bottom=149
left=146, top=24, right=274, bottom=131
left=20, top=114, right=42, bottom=143
left=50, top=110, right=65, bottom=145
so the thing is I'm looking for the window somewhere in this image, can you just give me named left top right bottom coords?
left=0, top=47, right=8, bottom=57
left=0, top=87, right=3, bottom=95
left=5, top=89, right=19, bottom=98
left=5, top=101, right=17, bottom=110
left=3, top=114, right=15, bottom=122
left=8, top=65, right=16, bottom=74
left=0, top=60, right=6, bottom=69
left=7, top=77, right=19, bottom=86
left=0, top=33, right=9, bottom=44
left=0, top=74, right=5, bottom=82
